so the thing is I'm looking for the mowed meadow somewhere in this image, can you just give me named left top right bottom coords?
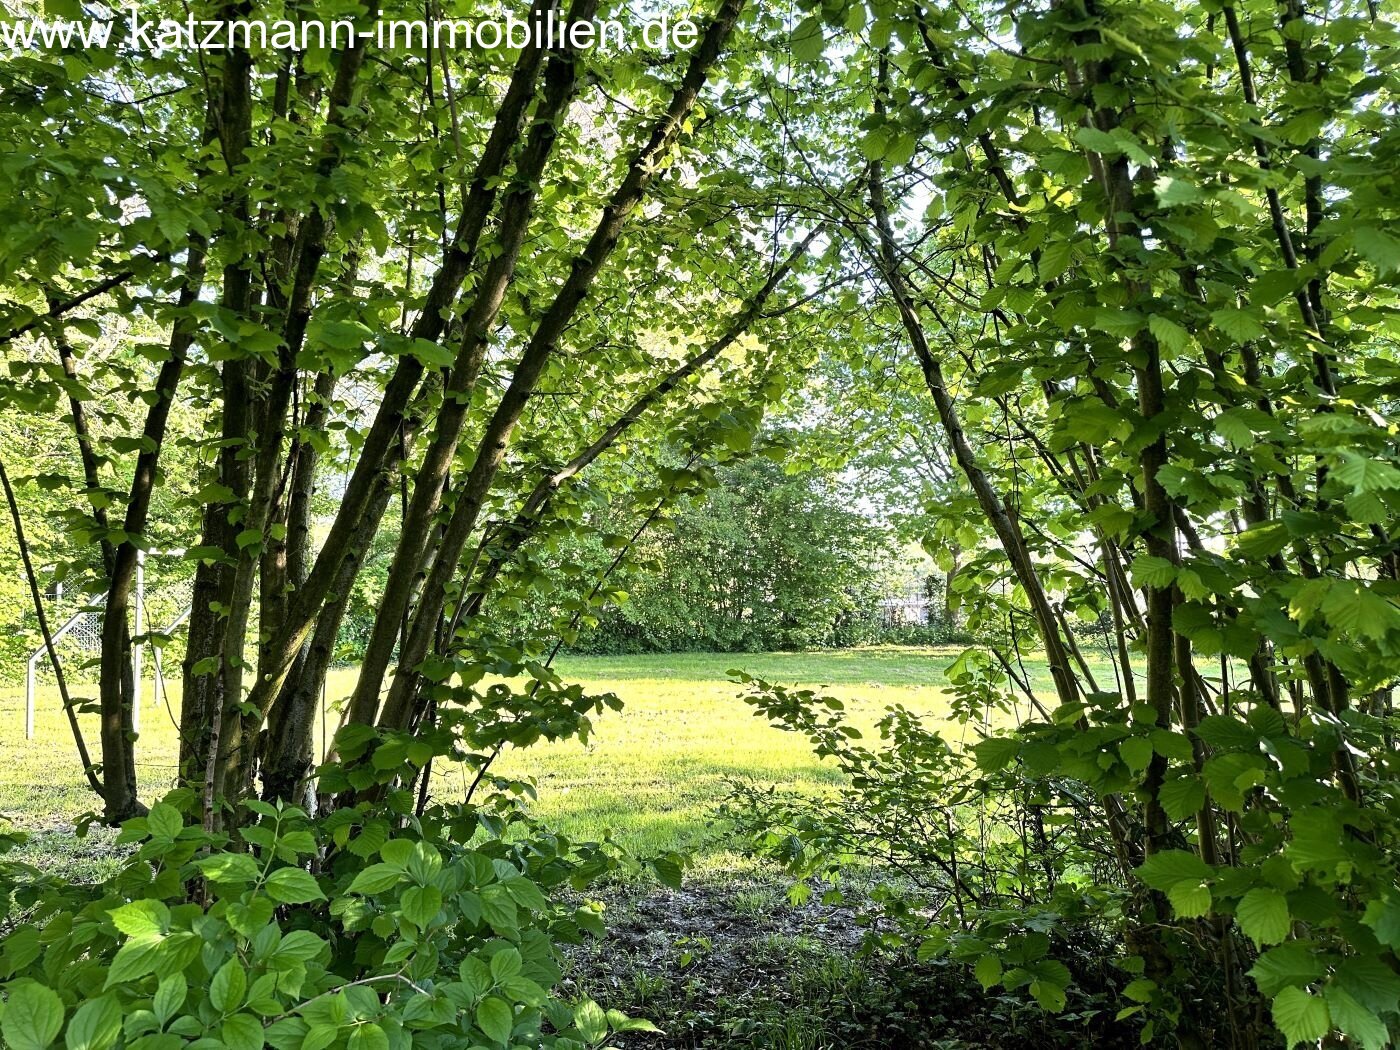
left=0, top=646, right=1050, bottom=877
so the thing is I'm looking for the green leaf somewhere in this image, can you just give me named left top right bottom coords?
left=1324, top=984, right=1390, bottom=1050
left=196, top=853, right=261, bottom=885
left=476, top=997, right=515, bottom=1046
left=790, top=15, right=825, bottom=63
left=1122, top=978, right=1156, bottom=1004
left=211, top=959, right=247, bottom=1013
left=401, top=885, right=442, bottom=927
left=1074, top=126, right=1122, bottom=155
left=1151, top=729, right=1195, bottom=762
left=1194, top=716, right=1259, bottom=752
left=1, top=982, right=64, bottom=1050
left=974, top=953, right=1002, bottom=990
left=220, top=1012, right=264, bottom=1050
left=273, top=931, right=326, bottom=963
left=650, top=856, right=683, bottom=890
left=1250, top=942, right=1325, bottom=997
left=1353, top=226, right=1400, bottom=273
left=1130, top=555, right=1176, bottom=589
left=65, top=995, right=121, bottom=1050
left=1236, top=889, right=1290, bottom=948
left=264, top=868, right=324, bottom=904
left=1167, top=880, right=1211, bottom=919
left=347, top=1023, right=389, bottom=1050
left=1148, top=315, right=1190, bottom=354
left=479, top=886, right=518, bottom=932
left=489, top=948, right=522, bottom=983
left=105, top=934, right=164, bottom=988
left=1120, top=736, right=1154, bottom=773
left=502, top=877, right=548, bottom=912
left=153, top=974, right=187, bottom=1025
left=573, top=999, right=607, bottom=1043
left=1332, top=955, right=1400, bottom=1016
left=1135, top=849, right=1211, bottom=892
left=1038, top=240, right=1072, bottom=282
left=1027, top=960, right=1071, bottom=1013
left=1214, top=408, right=1256, bottom=449
left=109, top=899, right=170, bottom=937
left=1333, top=453, right=1400, bottom=494
left=1287, top=807, right=1351, bottom=873
left=1159, top=774, right=1206, bottom=822
left=1271, top=987, right=1330, bottom=1048
left=1154, top=176, right=1203, bottom=207
left=407, top=338, right=453, bottom=368
left=972, top=737, right=1020, bottom=772
left=1210, top=308, right=1266, bottom=344
left=1362, top=896, right=1400, bottom=949
left=147, top=803, right=183, bottom=839
left=309, top=318, right=372, bottom=352
left=614, top=1016, right=664, bottom=1033
left=346, top=863, right=402, bottom=895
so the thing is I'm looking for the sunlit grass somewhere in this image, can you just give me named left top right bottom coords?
left=0, top=646, right=1072, bottom=876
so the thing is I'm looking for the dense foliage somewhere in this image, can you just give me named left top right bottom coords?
left=506, top=458, right=898, bottom=654
left=2, top=0, right=1399, bottom=1045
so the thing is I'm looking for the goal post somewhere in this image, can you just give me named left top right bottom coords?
left=23, top=548, right=191, bottom=740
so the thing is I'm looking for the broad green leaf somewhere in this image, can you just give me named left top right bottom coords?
left=347, top=1023, right=389, bottom=1050
left=1250, top=942, right=1325, bottom=997
left=972, top=737, right=1020, bottom=772
left=1135, top=849, right=1211, bottom=892
left=974, top=953, right=1002, bottom=989
left=109, top=899, right=170, bottom=937
left=401, top=885, right=442, bottom=928
left=64, top=996, right=121, bottom=1050
left=790, top=15, right=825, bottom=63
left=1167, top=880, right=1211, bottom=919
left=1271, top=987, right=1329, bottom=1048
left=147, top=803, right=183, bottom=839
left=1159, top=774, right=1206, bottom=822
left=105, top=934, right=165, bottom=988
left=347, top=863, right=402, bottom=895
left=1, top=982, right=64, bottom=1050
left=153, top=974, right=187, bottom=1025
left=573, top=999, right=607, bottom=1043
left=1333, top=453, right=1400, bottom=494
left=650, top=855, right=683, bottom=889
left=1211, top=308, right=1266, bottom=344
left=1333, top=955, right=1400, bottom=1016
left=211, top=959, right=247, bottom=1013
left=1154, top=176, right=1203, bottom=207
left=221, top=1012, right=264, bottom=1050
left=489, top=948, right=522, bottom=983
left=1324, top=984, right=1391, bottom=1050
left=476, top=997, right=515, bottom=1046
left=265, top=868, right=324, bottom=904
left=1353, top=226, right=1400, bottom=273
left=1120, top=737, right=1154, bottom=773
left=1236, top=889, right=1290, bottom=948
left=1130, top=555, right=1176, bottom=589
left=1148, top=315, right=1189, bottom=354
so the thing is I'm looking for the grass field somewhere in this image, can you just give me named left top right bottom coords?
left=0, top=646, right=1056, bottom=877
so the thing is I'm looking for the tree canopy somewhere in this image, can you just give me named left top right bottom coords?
left=2, top=0, right=1399, bottom=1045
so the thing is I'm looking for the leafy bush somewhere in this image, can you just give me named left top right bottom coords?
left=721, top=673, right=1127, bottom=1019
left=724, top=660, right=1400, bottom=1048
left=523, top=458, right=899, bottom=655
left=0, top=783, right=657, bottom=1050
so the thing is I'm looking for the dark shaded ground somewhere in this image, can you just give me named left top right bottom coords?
left=562, top=875, right=1142, bottom=1050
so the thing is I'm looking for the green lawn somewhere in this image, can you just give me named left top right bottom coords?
left=0, top=646, right=1044, bottom=876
